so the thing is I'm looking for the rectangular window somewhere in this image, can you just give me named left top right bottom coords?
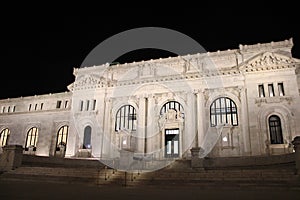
left=174, top=141, right=179, bottom=154
left=7, top=106, right=10, bottom=113
left=34, top=104, right=38, bottom=110
left=278, top=83, right=285, bottom=96
left=167, top=141, right=171, bottom=154
left=40, top=103, right=43, bottom=110
left=165, top=129, right=179, bottom=135
left=86, top=100, right=90, bottom=111
left=56, top=100, right=62, bottom=108
left=29, top=104, right=32, bottom=111
left=64, top=100, right=69, bottom=108
left=268, top=84, right=274, bottom=97
left=12, top=106, right=16, bottom=112
left=92, top=100, right=96, bottom=110
left=80, top=100, right=83, bottom=111
left=258, top=84, right=265, bottom=97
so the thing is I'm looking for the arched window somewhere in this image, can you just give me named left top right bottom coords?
left=56, top=125, right=69, bottom=151
left=0, top=128, right=10, bottom=147
left=269, top=115, right=283, bottom=144
left=210, top=97, right=238, bottom=127
left=25, top=127, right=38, bottom=151
left=160, top=101, right=184, bottom=117
left=83, top=126, right=91, bottom=149
left=115, top=105, right=137, bottom=131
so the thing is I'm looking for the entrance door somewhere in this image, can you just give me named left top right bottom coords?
left=165, top=129, right=179, bottom=158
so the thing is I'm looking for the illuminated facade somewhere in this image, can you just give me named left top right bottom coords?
left=0, top=38, right=299, bottom=160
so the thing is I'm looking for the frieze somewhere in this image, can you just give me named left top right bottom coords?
left=255, top=96, right=293, bottom=106
left=73, top=74, right=107, bottom=90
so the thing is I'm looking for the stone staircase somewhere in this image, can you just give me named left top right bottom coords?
left=125, top=160, right=300, bottom=189
left=0, top=155, right=126, bottom=186
left=1, top=155, right=300, bottom=189
left=0, top=164, right=134, bottom=186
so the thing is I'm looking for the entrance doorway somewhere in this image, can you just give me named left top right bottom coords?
left=165, top=129, right=179, bottom=158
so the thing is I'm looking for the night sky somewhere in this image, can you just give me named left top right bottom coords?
left=1, top=5, right=299, bottom=99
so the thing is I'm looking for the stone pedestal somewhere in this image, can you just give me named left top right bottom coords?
left=119, top=150, right=134, bottom=171
left=292, top=136, right=300, bottom=174
left=0, top=145, right=23, bottom=171
left=190, top=147, right=204, bottom=168
left=77, top=149, right=92, bottom=158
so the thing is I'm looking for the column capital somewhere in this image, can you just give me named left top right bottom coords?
left=104, top=97, right=112, bottom=102
left=137, top=94, right=149, bottom=99
left=238, top=86, right=246, bottom=92
left=193, top=89, right=205, bottom=94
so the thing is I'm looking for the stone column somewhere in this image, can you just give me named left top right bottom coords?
left=273, top=82, right=279, bottom=96
left=138, top=96, right=146, bottom=155
left=102, top=98, right=112, bottom=158
left=65, top=120, right=77, bottom=158
left=185, top=92, right=196, bottom=157
left=240, top=87, right=251, bottom=155
left=292, top=136, right=300, bottom=175
left=196, top=90, right=205, bottom=147
left=0, top=145, right=23, bottom=171
left=146, top=95, right=155, bottom=154
left=263, top=84, right=268, bottom=98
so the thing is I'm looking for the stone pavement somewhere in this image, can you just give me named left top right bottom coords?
left=0, top=180, right=300, bottom=200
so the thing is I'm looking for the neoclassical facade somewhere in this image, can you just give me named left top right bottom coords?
left=1, top=38, right=300, bottom=160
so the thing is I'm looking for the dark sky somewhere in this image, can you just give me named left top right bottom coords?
left=1, top=5, right=299, bottom=99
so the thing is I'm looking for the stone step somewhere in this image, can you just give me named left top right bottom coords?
left=0, top=166, right=117, bottom=184
left=126, top=180, right=300, bottom=189
left=127, top=166, right=299, bottom=187
left=4, top=167, right=107, bottom=176
left=0, top=168, right=121, bottom=186
left=1, top=157, right=298, bottom=188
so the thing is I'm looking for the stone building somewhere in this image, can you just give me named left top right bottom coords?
left=0, top=38, right=299, bottom=162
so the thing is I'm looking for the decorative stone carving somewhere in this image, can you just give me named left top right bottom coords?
left=255, top=96, right=293, bottom=106
left=158, top=115, right=166, bottom=131
left=166, top=109, right=176, bottom=121
left=138, top=63, right=156, bottom=78
left=158, top=109, right=184, bottom=131
left=240, top=52, right=296, bottom=72
left=74, top=74, right=103, bottom=89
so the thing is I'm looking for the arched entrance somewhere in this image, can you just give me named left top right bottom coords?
left=159, top=101, right=184, bottom=158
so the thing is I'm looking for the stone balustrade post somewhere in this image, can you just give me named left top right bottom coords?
left=0, top=145, right=23, bottom=171
left=292, top=136, right=300, bottom=175
left=190, top=147, right=204, bottom=168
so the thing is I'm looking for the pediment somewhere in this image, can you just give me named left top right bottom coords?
left=67, top=83, right=74, bottom=91
left=239, top=52, right=298, bottom=71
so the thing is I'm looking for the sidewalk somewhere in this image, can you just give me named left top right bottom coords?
left=0, top=179, right=300, bottom=200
